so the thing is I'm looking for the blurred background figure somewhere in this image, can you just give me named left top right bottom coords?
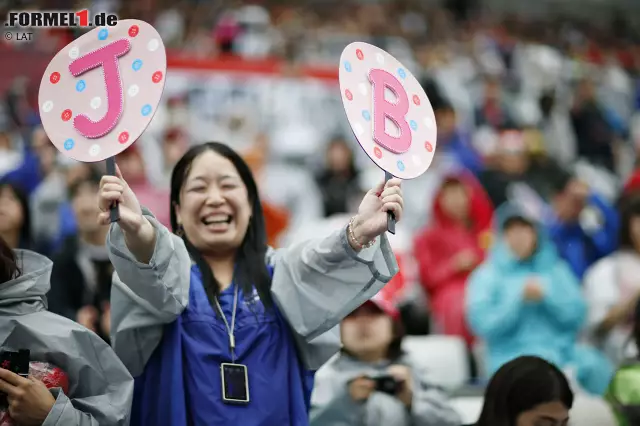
left=584, top=196, right=640, bottom=365
left=316, top=137, right=361, bottom=218
left=547, top=173, right=618, bottom=279
left=0, top=181, right=32, bottom=250
left=48, top=173, right=112, bottom=342
left=414, top=173, right=493, bottom=349
left=311, top=294, right=461, bottom=426
left=605, top=297, right=640, bottom=426
left=466, top=204, right=613, bottom=395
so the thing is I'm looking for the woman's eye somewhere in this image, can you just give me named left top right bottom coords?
left=221, top=184, right=237, bottom=190
left=189, top=186, right=206, bottom=193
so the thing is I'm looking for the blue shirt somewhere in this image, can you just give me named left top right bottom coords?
left=130, top=265, right=315, bottom=425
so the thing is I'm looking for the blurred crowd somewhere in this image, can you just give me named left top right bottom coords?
left=2, top=0, right=640, bottom=424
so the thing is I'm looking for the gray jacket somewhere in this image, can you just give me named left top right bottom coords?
left=0, top=250, right=133, bottom=425
left=107, top=209, right=399, bottom=376
left=310, top=354, right=462, bottom=426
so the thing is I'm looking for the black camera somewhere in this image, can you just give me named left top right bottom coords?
left=373, top=375, right=402, bottom=395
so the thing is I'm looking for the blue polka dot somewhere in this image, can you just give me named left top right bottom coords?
left=362, top=110, right=371, bottom=121
left=141, top=104, right=152, bottom=116
left=98, top=28, right=108, bottom=40
left=397, top=160, right=405, bottom=172
left=344, top=61, right=352, bottom=72
left=75, top=80, right=86, bottom=92
left=64, top=138, right=74, bottom=150
left=132, top=59, right=143, bottom=71
left=410, top=120, right=417, bottom=131
left=397, top=68, right=406, bottom=79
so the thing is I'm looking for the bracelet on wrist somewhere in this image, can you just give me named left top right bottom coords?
left=348, top=216, right=376, bottom=250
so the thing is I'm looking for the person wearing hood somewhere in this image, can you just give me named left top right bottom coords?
left=310, top=294, right=461, bottom=426
left=466, top=203, right=613, bottom=395
left=414, top=172, right=494, bottom=346
left=0, top=236, right=133, bottom=425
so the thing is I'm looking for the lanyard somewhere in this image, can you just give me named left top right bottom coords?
left=214, top=283, right=239, bottom=363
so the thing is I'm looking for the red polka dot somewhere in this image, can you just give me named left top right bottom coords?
left=412, top=95, right=420, bottom=106
left=345, top=89, right=353, bottom=101
left=374, top=147, right=382, bottom=158
left=425, top=141, right=433, bottom=152
left=356, top=49, right=364, bottom=60
left=152, top=71, right=163, bottom=83
left=128, top=25, right=139, bottom=37
left=118, top=131, right=129, bottom=144
left=61, top=109, right=72, bottom=122
left=50, top=72, right=60, bottom=84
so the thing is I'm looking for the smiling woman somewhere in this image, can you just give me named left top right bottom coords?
left=98, top=141, right=402, bottom=426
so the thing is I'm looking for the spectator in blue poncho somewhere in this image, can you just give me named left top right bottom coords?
left=466, top=203, right=613, bottom=395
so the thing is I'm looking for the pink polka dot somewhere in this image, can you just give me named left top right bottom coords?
left=356, top=49, right=364, bottom=60
left=50, top=72, right=60, bottom=84
left=118, top=131, right=129, bottom=144
left=61, top=109, right=72, bottom=122
left=152, top=71, right=163, bottom=83
left=345, top=89, right=353, bottom=101
left=412, top=95, right=420, bottom=106
left=128, top=25, right=139, bottom=37
left=425, top=141, right=433, bottom=152
left=374, top=147, right=382, bottom=158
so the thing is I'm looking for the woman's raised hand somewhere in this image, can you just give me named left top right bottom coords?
left=98, top=165, right=156, bottom=263
left=97, top=165, right=144, bottom=234
left=349, top=178, right=404, bottom=249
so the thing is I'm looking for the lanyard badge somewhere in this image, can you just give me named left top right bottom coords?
left=216, top=284, right=250, bottom=404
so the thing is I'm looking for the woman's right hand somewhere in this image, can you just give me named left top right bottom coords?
left=98, top=165, right=144, bottom=234
left=98, top=165, right=156, bottom=263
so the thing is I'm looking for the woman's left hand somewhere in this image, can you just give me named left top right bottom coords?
left=351, top=179, right=403, bottom=246
left=388, top=364, right=413, bottom=409
left=0, top=368, right=55, bottom=425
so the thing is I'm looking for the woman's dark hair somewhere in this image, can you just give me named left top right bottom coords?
left=0, top=181, right=32, bottom=250
left=169, top=142, right=273, bottom=312
left=618, top=195, right=640, bottom=251
left=0, top=235, right=19, bottom=284
left=476, top=356, right=574, bottom=426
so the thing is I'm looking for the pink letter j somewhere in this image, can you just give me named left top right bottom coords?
left=68, top=38, right=131, bottom=139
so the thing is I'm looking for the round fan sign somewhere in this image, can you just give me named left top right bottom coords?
left=38, top=19, right=166, bottom=162
left=339, top=42, right=437, bottom=180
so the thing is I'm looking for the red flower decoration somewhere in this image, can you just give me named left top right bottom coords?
left=412, top=95, right=420, bottom=106
left=425, top=141, right=433, bottom=152
left=49, top=72, right=60, bottom=84
left=128, top=25, right=139, bottom=37
left=61, top=109, right=72, bottom=122
left=374, top=147, right=382, bottom=158
left=356, top=49, right=364, bottom=60
left=152, top=71, right=163, bottom=83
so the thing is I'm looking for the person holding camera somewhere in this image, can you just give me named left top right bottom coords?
left=310, top=294, right=461, bottom=426
left=0, top=235, right=133, bottom=425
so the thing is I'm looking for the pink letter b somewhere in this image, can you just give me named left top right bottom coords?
left=368, top=69, right=412, bottom=154
left=69, top=38, right=131, bottom=139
